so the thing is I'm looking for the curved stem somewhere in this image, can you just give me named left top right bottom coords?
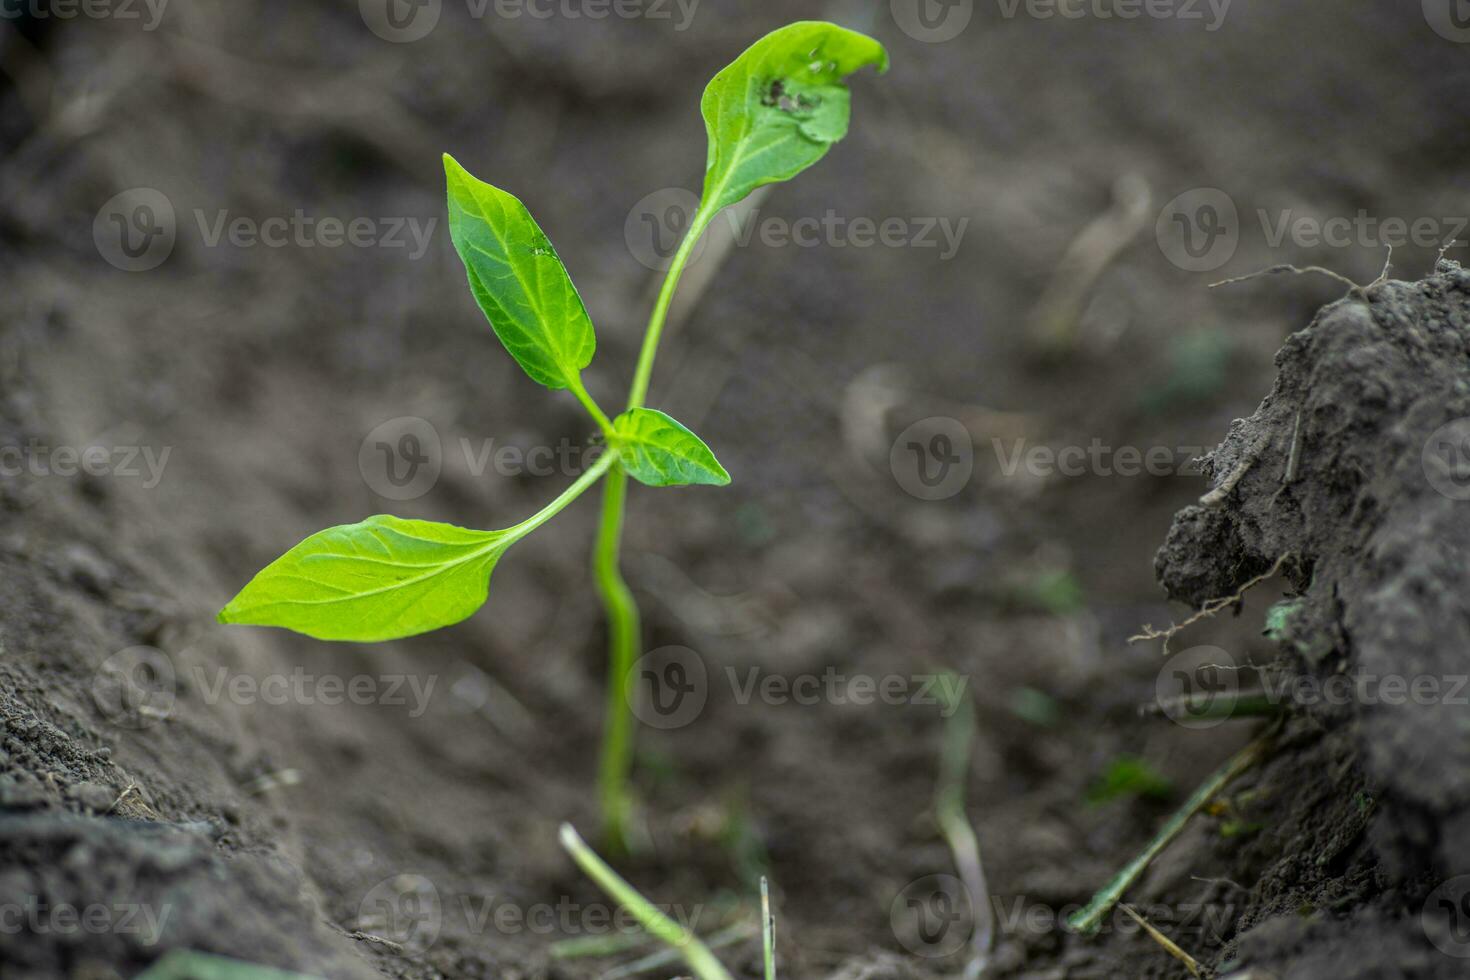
left=568, top=375, right=616, bottom=436
left=593, top=464, right=639, bottom=848
left=505, top=449, right=617, bottom=543
left=626, top=205, right=716, bottom=411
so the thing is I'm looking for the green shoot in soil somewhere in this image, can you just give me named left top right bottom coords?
left=761, top=876, right=776, bottom=980
left=560, top=823, right=734, bottom=980
left=217, top=23, right=887, bottom=847
left=935, top=674, right=992, bottom=979
left=1068, top=725, right=1277, bottom=936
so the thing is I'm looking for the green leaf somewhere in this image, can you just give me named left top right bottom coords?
left=700, top=21, right=887, bottom=215
left=613, top=408, right=730, bottom=488
left=444, top=153, right=596, bottom=390
left=219, top=515, right=511, bottom=642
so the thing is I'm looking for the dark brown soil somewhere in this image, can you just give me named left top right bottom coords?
left=1, top=2, right=1468, bottom=978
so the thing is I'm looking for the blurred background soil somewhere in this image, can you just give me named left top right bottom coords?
left=0, top=1, right=1467, bottom=977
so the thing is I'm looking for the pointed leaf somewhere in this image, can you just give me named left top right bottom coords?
left=219, top=516, right=510, bottom=642
left=700, top=22, right=887, bottom=214
left=444, top=153, right=596, bottom=390
left=613, top=408, right=731, bottom=488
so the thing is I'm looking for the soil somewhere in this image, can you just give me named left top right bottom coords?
left=1, top=2, right=1468, bottom=978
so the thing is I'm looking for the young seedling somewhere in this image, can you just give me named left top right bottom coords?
left=218, top=22, right=888, bottom=846
left=559, top=823, right=733, bottom=980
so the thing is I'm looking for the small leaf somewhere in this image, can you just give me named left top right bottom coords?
left=613, top=408, right=730, bottom=488
left=219, top=515, right=511, bottom=642
left=444, top=153, right=596, bottom=390
left=700, top=22, right=887, bottom=214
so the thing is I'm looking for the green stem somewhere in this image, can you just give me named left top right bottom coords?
left=1067, top=724, right=1277, bottom=936
left=594, top=464, right=639, bottom=848
left=626, top=204, right=716, bottom=411
left=505, top=449, right=617, bottom=543
left=559, top=823, right=735, bottom=980
left=568, top=375, right=616, bottom=436
left=593, top=201, right=715, bottom=848
left=761, top=877, right=776, bottom=980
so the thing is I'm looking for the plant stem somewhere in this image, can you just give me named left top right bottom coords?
left=568, top=375, right=616, bottom=436
left=505, top=449, right=617, bottom=543
left=559, top=823, right=735, bottom=980
left=592, top=201, right=715, bottom=847
left=935, top=677, right=992, bottom=980
left=1067, top=724, right=1278, bottom=936
left=626, top=205, right=715, bottom=411
left=594, top=463, right=639, bottom=849
left=761, top=877, right=776, bottom=980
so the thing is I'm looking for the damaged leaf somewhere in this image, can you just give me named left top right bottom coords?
left=700, top=21, right=887, bottom=214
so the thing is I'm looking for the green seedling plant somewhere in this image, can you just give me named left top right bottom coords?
left=219, top=22, right=887, bottom=847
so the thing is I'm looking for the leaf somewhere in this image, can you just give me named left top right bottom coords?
left=444, top=153, right=596, bottom=390
left=219, top=515, right=511, bottom=642
left=700, top=21, right=887, bottom=214
left=613, top=408, right=730, bottom=488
